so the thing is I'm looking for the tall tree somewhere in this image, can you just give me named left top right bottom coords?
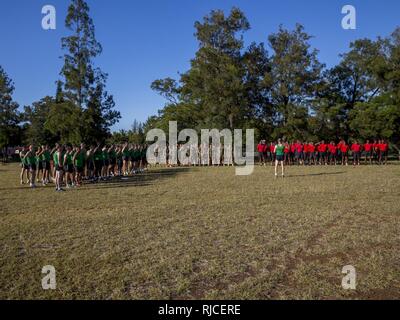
left=0, top=66, right=22, bottom=147
left=59, top=0, right=120, bottom=143
left=61, top=0, right=102, bottom=108
left=267, top=24, right=323, bottom=139
left=152, top=8, right=253, bottom=131
left=81, top=78, right=120, bottom=144
left=312, top=38, right=388, bottom=140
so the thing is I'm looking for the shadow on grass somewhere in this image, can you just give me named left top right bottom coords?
left=287, top=171, right=345, bottom=178
left=81, top=168, right=192, bottom=191
left=0, top=167, right=192, bottom=191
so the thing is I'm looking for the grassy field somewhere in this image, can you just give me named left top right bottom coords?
left=0, top=162, right=399, bottom=300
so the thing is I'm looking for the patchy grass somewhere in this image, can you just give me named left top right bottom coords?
left=0, top=163, right=399, bottom=300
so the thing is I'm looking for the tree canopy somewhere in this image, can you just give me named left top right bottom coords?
left=147, top=8, right=400, bottom=146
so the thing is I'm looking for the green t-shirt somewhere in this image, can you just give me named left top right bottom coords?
left=20, top=152, right=28, bottom=165
left=94, top=151, right=102, bottom=161
left=43, top=151, right=51, bottom=162
left=75, top=151, right=84, bottom=167
left=275, top=145, right=285, bottom=156
left=54, top=151, right=64, bottom=166
left=53, top=152, right=58, bottom=166
left=27, top=152, right=36, bottom=165
left=66, top=153, right=73, bottom=165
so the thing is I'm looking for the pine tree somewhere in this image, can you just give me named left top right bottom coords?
left=60, top=0, right=120, bottom=143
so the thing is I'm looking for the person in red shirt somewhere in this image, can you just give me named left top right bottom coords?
left=257, top=140, right=266, bottom=166
left=363, top=139, right=373, bottom=165
left=351, top=140, right=361, bottom=166
left=372, top=139, right=379, bottom=163
left=290, top=142, right=296, bottom=165
left=328, top=141, right=337, bottom=165
left=378, top=140, right=389, bottom=165
left=284, top=142, right=290, bottom=165
left=269, top=142, right=275, bottom=165
left=340, top=140, right=349, bottom=166
left=308, top=142, right=316, bottom=165
left=295, top=141, right=303, bottom=165
left=317, top=140, right=328, bottom=165
left=303, top=143, right=309, bottom=165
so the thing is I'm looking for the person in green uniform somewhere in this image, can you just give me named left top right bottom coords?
left=23, top=145, right=37, bottom=188
left=101, top=146, right=110, bottom=179
left=80, top=143, right=87, bottom=179
left=108, top=145, right=117, bottom=177
left=64, top=145, right=75, bottom=188
left=93, top=144, right=102, bottom=181
left=54, top=145, right=65, bottom=192
left=40, top=145, right=51, bottom=185
left=141, top=144, right=148, bottom=171
left=86, top=145, right=95, bottom=181
left=132, top=145, right=140, bottom=174
left=274, top=139, right=286, bottom=178
left=73, top=145, right=85, bottom=186
left=128, top=145, right=135, bottom=175
left=35, top=146, right=43, bottom=184
left=19, top=146, right=30, bottom=185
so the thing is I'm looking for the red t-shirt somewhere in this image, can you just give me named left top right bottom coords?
left=257, top=144, right=264, bottom=152
left=351, top=144, right=361, bottom=152
left=296, top=144, right=303, bottom=153
left=284, top=146, right=290, bottom=153
left=269, top=145, right=275, bottom=153
left=290, top=144, right=296, bottom=153
left=318, top=144, right=327, bottom=152
left=379, top=143, right=388, bottom=152
left=340, top=144, right=349, bottom=153
left=329, top=144, right=337, bottom=154
left=364, top=143, right=372, bottom=152
left=308, top=145, right=316, bottom=152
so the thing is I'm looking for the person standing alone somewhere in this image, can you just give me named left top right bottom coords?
left=274, top=139, right=285, bottom=178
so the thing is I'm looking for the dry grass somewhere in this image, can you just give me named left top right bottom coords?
left=0, top=162, right=399, bottom=300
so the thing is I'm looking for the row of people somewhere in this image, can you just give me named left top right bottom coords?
left=257, top=140, right=389, bottom=166
left=19, top=143, right=148, bottom=190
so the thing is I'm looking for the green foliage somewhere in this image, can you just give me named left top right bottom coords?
left=23, top=96, right=58, bottom=145
left=108, top=119, right=145, bottom=145
left=44, top=100, right=82, bottom=144
left=349, top=94, right=400, bottom=143
left=22, top=0, right=120, bottom=146
left=0, top=66, right=22, bottom=147
left=147, top=8, right=400, bottom=147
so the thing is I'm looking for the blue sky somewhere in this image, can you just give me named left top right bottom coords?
left=1, top=0, right=399, bottom=131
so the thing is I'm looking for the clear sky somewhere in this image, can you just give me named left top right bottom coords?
left=1, top=0, right=399, bottom=131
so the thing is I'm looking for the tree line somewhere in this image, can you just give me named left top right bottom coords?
left=145, top=8, right=400, bottom=150
left=1, top=5, right=399, bottom=151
